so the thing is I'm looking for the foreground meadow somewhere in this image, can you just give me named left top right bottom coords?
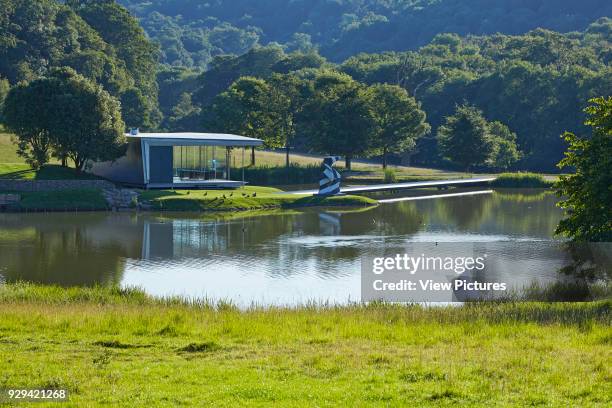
left=0, top=284, right=609, bottom=407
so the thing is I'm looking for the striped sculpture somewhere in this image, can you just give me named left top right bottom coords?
left=318, top=156, right=342, bottom=196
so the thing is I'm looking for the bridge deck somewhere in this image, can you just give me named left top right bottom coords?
left=286, top=177, right=496, bottom=195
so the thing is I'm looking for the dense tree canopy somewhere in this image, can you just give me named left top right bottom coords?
left=437, top=104, right=494, bottom=171
left=0, top=0, right=160, bottom=128
left=205, top=76, right=278, bottom=146
left=3, top=68, right=125, bottom=170
left=437, top=104, right=522, bottom=171
left=183, top=20, right=609, bottom=171
left=118, top=0, right=612, bottom=67
left=0, top=0, right=608, bottom=174
left=339, top=23, right=612, bottom=170
left=299, top=71, right=378, bottom=170
left=555, top=97, right=612, bottom=242
left=368, top=84, right=430, bottom=168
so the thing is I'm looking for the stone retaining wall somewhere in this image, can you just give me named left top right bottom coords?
left=0, top=179, right=116, bottom=192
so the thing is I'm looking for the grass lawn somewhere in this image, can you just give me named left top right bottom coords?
left=232, top=149, right=472, bottom=182
left=139, top=186, right=377, bottom=211
left=0, top=284, right=609, bottom=407
left=0, top=131, right=23, bottom=163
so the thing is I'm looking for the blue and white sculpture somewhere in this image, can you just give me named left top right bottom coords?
left=318, top=156, right=342, bottom=196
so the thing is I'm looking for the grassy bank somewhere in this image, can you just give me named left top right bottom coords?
left=490, top=172, right=555, bottom=188
left=1, top=189, right=109, bottom=211
left=1, top=187, right=375, bottom=212
left=0, top=284, right=609, bottom=407
left=139, top=186, right=377, bottom=212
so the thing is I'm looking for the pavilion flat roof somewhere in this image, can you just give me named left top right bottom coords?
left=126, top=132, right=263, bottom=147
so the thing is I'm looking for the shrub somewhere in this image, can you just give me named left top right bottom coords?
left=383, top=168, right=397, bottom=183
left=490, top=172, right=553, bottom=188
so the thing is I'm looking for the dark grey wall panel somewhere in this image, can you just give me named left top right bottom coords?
left=149, top=146, right=173, bottom=184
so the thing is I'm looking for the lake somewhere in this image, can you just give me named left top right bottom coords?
left=0, top=188, right=581, bottom=305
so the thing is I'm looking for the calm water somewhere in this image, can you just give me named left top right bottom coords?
left=0, top=189, right=574, bottom=305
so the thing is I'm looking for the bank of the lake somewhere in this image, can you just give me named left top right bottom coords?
left=0, top=284, right=609, bottom=407
left=0, top=186, right=377, bottom=212
left=138, top=186, right=377, bottom=211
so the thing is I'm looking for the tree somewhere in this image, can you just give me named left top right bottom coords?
left=300, top=71, right=377, bottom=170
left=47, top=69, right=126, bottom=170
left=60, top=50, right=133, bottom=96
left=69, top=0, right=161, bottom=128
left=555, top=97, right=612, bottom=242
left=436, top=104, right=494, bottom=171
left=120, top=88, right=150, bottom=130
left=193, top=46, right=286, bottom=107
left=369, top=84, right=430, bottom=168
left=0, top=77, right=9, bottom=120
left=487, top=121, right=522, bottom=170
left=207, top=77, right=275, bottom=141
left=206, top=76, right=280, bottom=166
left=2, top=68, right=126, bottom=170
left=167, top=92, right=201, bottom=132
left=2, top=79, right=54, bottom=168
left=266, top=74, right=309, bottom=168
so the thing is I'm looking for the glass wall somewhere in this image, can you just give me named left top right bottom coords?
left=173, top=146, right=228, bottom=180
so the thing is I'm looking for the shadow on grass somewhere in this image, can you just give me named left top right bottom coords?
left=0, top=165, right=100, bottom=180
left=139, top=190, right=182, bottom=200
left=0, top=169, right=34, bottom=179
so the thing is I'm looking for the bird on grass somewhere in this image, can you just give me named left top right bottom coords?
left=229, top=192, right=234, bottom=197
left=253, top=192, right=257, bottom=197
left=203, top=192, right=208, bottom=196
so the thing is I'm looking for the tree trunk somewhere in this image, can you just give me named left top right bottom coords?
left=61, top=157, right=67, bottom=167
left=251, top=146, right=255, bottom=167
left=382, top=147, right=388, bottom=169
left=285, top=145, right=290, bottom=168
left=345, top=156, right=352, bottom=171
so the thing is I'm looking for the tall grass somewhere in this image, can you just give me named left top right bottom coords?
left=491, top=172, right=553, bottom=188
left=383, top=168, right=397, bottom=183
left=1, top=283, right=609, bottom=325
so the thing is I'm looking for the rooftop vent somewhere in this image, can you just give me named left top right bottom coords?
left=130, top=128, right=140, bottom=135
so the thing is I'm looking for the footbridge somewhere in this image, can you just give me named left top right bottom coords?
left=287, top=177, right=496, bottom=196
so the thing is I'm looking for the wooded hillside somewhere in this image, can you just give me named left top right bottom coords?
left=118, top=0, right=612, bottom=67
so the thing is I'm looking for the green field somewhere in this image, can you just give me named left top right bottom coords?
left=0, top=131, right=22, bottom=163
left=231, top=149, right=472, bottom=182
left=0, top=133, right=96, bottom=180
left=0, top=132, right=470, bottom=182
left=0, top=284, right=609, bottom=407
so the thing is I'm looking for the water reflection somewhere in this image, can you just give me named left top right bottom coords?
left=0, top=189, right=580, bottom=304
